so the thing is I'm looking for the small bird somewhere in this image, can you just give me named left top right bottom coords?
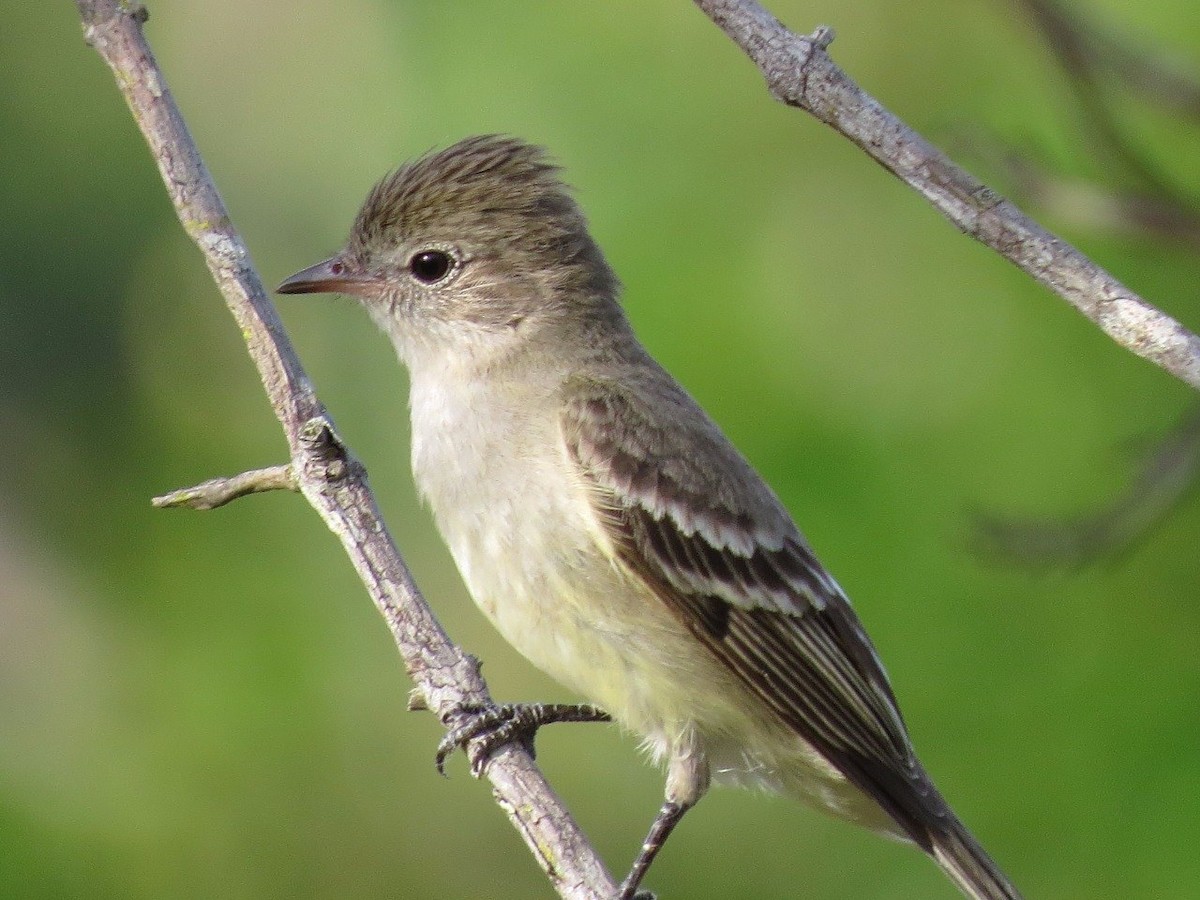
left=278, top=135, right=1023, bottom=900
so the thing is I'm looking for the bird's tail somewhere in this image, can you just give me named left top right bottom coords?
left=929, top=819, right=1023, bottom=900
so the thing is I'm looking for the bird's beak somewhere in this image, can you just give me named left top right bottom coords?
left=276, top=257, right=376, bottom=296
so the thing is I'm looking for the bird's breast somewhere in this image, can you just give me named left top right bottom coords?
left=406, top=370, right=716, bottom=730
left=403, top=369, right=895, bottom=828
left=408, top=371, right=613, bottom=638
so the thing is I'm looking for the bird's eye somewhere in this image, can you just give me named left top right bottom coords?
left=408, top=250, right=453, bottom=284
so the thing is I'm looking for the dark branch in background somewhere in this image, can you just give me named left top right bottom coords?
left=966, top=0, right=1200, bottom=565
left=1005, top=0, right=1200, bottom=246
left=1012, top=0, right=1200, bottom=123
left=972, top=407, right=1200, bottom=568
left=1010, top=0, right=1184, bottom=198
left=1100, top=30, right=1200, bottom=122
left=691, top=0, right=1200, bottom=393
left=73, top=2, right=616, bottom=898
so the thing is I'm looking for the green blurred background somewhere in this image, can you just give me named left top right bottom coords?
left=3, top=1, right=1199, bottom=897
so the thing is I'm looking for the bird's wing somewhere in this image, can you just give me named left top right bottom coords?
left=560, top=372, right=946, bottom=843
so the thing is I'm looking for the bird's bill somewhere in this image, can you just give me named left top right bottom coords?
left=276, top=257, right=375, bottom=296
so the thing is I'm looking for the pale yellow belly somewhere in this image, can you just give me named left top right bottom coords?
left=412, top=381, right=898, bottom=836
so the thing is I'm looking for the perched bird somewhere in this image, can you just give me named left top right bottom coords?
left=278, top=135, right=1023, bottom=899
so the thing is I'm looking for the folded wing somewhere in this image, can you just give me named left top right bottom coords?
left=560, top=372, right=950, bottom=845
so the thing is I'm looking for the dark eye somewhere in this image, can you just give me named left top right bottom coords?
left=408, top=250, right=453, bottom=284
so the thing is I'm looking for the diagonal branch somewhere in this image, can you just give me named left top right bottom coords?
left=693, top=0, right=1200, bottom=392
left=73, top=2, right=616, bottom=897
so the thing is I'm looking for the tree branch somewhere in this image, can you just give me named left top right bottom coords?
left=152, top=465, right=297, bottom=510
left=693, top=0, right=1200, bottom=392
left=74, top=2, right=616, bottom=897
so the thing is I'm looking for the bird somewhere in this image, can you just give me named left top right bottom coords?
left=278, top=134, right=1023, bottom=900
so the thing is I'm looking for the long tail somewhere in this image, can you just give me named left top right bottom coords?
left=929, top=819, right=1023, bottom=900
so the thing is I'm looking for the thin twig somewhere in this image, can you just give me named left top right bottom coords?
left=152, top=465, right=298, bottom=510
left=692, top=0, right=1200, bottom=392
left=74, top=2, right=616, bottom=897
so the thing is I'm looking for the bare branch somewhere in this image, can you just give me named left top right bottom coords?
left=692, top=0, right=1200, bottom=392
left=955, top=129, right=1200, bottom=251
left=953, top=5, right=1200, bottom=562
left=152, top=465, right=297, bottom=510
left=74, top=2, right=616, bottom=897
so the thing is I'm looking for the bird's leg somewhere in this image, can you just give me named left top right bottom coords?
left=620, top=738, right=707, bottom=899
left=435, top=702, right=611, bottom=776
left=618, top=799, right=692, bottom=900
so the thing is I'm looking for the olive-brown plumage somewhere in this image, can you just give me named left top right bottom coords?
left=279, top=135, right=1022, bottom=900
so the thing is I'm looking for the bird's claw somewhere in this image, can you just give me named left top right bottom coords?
left=434, top=702, right=610, bottom=777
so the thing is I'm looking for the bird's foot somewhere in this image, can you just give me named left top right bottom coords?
left=435, top=702, right=611, bottom=776
left=617, top=799, right=690, bottom=899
